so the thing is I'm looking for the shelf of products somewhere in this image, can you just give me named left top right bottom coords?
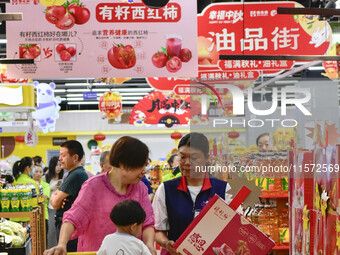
left=0, top=203, right=45, bottom=255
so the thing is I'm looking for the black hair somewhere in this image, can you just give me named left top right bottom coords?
left=178, top=132, right=209, bottom=157
left=60, top=140, right=84, bottom=162
left=12, top=157, right=33, bottom=179
left=43, top=167, right=49, bottom=173
left=256, top=133, right=270, bottom=147
left=33, top=156, right=43, bottom=165
left=46, top=156, right=64, bottom=183
left=110, top=136, right=149, bottom=169
left=110, top=200, right=146, bottom=226
left=167, top=154, right=178, bottom=167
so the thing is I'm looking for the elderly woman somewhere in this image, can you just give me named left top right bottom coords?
left=44, top=136, right=156, bottom=255
left=153, top=133, right=231, bottom=255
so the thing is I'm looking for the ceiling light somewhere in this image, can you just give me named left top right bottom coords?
left=54, top=89, right=67, bottom=93
left=120, top=92, right=148, bottom=96
left=113, top=88, right=154, bottom=92
left=66, top=94, right=83, bottom=97
left=65, top=83, right=90, bottom=86
left=66, top=89, right=91, bottom=92
left=274, top=80, right=299, bottom=84
left=67, top=101, right=139, bottom=105
left=308, top=66, right=325, bottom=71
left=67, top=101, right=99, bottom=105
left=122, top=97, right=143, bottom=100
left=92, top=89, right=110, bottom=92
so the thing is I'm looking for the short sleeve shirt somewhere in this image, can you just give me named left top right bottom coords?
left=56, top=166, right=88, bottom=217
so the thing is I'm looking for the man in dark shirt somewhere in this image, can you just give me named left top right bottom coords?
left=50, top=140, right=88, bottom=252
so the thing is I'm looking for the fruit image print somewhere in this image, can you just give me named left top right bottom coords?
left=55, top=43, right=77, bottom=61
left=44, top=0, right=90, bottom=30
left=19, top=44, right=41, bottom=60
left=151, top=34, right=192, bottom=73
left=107, top=43, right=136, bottom=69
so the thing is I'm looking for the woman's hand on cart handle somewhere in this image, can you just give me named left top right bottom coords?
left=43, top=244, right=67, bottom=255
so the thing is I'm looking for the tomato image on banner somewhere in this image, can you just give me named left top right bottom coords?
left=151, top=34, right=192, bottom=73
left=107, top=43, right=136, bottom=69
left=44, top=1, right=90, bottom=29
left=129, top=91, right=190, bottom=127
left=55, top=43, right=77, bottom=61
left=19, top=44, right=41, bottom=60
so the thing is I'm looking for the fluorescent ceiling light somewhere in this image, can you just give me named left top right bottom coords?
left=65, top=83, right=90, bottom=86
left=120, top=92, right=147, bottom=96
left=67, top=89, right=91, bottom=92
left=92, top=89, right=110, bottom=92
left=122, top=97, right=143, bottom=100
left=113, top=88, right=154, bottom=92
left=274, top=80, right=299, bottom=84
left=67, top=98, right=86, bottom=101
left=54, top=89, right=67, bottom=92
left=308, top=66, right=325, bottom=71
left=66, top=94, right=83, bottom=97
left=0, top=39, right=7, bottom=44
left=67, top=101, right=99, bottom=105
left=67, top=101, right=139, bottom=105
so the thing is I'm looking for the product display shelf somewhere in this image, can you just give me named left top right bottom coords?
left=0, top=203, right=45, bottom=255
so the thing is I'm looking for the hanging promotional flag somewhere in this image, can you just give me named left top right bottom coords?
left=98, top=91, right=122, bottom=120
left=197, top=1, right=332, bottom=81
left=129, top=91, right=189, bottom=127
left=6, top=0, right=197, bottom=78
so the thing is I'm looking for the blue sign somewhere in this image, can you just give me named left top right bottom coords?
left=83, top=92, right=98, bottom=100
left=0, top=127, right=2, bottom=133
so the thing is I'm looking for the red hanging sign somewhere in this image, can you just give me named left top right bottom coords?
left=129, top=91, right=190, bottom=127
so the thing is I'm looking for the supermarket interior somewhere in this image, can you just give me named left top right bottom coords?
left=0, top=0, right=339, bottom=254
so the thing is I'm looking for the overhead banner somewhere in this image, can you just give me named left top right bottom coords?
left=6, top=0, right=197, bottom=78
left=197, top=1, right=332, bottom=80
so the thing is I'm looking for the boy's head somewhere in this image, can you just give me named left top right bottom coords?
left=110, top=200, right=146, bottom=237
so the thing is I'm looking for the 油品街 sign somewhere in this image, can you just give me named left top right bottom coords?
left=197, top=1, right=332, bottom=80
left=6, top=0, right=197, bottom=78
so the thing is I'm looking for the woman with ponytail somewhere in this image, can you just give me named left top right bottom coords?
left=12, top=157, right=39, bottom=191
left=11, top=157, right=39, bottom=222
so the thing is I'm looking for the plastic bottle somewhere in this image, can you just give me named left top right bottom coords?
left=279, top=203, right=289, bottom=245
left=38, top=185, right=44, bottom=204
left=28, top=184, right=38, bottom=209
left=10, top=187, right=20, bottom=212
left=20, top=187, right=31, bottom=212
left=274, top=178, right=282, bottom=195
left=0, top=189, right=10, bottom=212
left=267, top=205, right=279, bottom=244
left=257, top=204, right=267, bottom=234
left=251, top=204, right=260, bottom=227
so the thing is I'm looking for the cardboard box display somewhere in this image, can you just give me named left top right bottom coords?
left=174, top=195, right=275, bottom=255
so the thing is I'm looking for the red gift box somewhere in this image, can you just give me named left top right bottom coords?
left=174, top=193, right=275, bottom=255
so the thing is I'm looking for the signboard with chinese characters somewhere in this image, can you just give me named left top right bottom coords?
left=6, top=0, right=197, bottom=78
left=129, top=91, right=189, bottom=127
left=174, top=195, right=275, bottom=255
left=198, top=1, right=331, bottom=81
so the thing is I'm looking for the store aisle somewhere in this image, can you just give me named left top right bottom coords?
left=47, top=208, right=57, bottom=248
